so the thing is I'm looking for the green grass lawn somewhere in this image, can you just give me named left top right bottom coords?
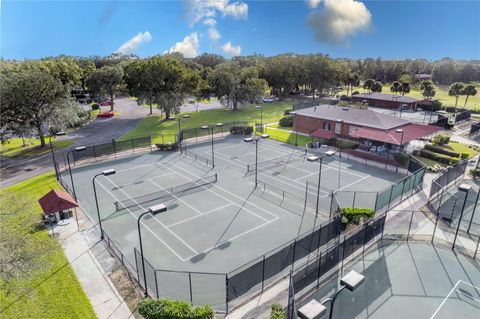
left=0, top=138, right=74, bottom=158
left=441, top=141, right=480, bottom=158
left=258, top=126, right=313, bottom=147
left=120, top=102, right=293, bottom=144
left=268, top=124, right=293, bottom=131
left=0, top=172, right=96, bottom=319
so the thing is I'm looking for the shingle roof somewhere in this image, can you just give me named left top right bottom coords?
left=38, top=189, right=78, bottom=215
left=294, top=105, right=410, bottom=130
left=350, top=123, right=441, bottom=145
left=353, top=92, right=418, bottom=104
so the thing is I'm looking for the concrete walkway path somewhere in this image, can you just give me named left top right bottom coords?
left=51, top=215, right=133, bottom=319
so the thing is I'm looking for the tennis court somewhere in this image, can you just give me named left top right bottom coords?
left=431, top=179, right=480, bottom=236
left=60, top=135, right=403, bottom=309
left=297, top=241, right=480, bottom=319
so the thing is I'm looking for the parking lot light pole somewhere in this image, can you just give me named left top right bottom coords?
left=138, top=204, right=168, bottom=298
left=452, top=183, right=472, bottom=249
left=93, top=169, right=116, bottom=239
left=66, top=146, right=87, bottom=200
left=49, top=131, right=66, bottom=180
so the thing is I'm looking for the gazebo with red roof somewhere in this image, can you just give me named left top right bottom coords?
left=38, top=189, right=79, bottom=230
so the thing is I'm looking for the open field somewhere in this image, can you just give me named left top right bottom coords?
left=0, top=172, right=96, bottom=319
left=0, top=138, right=74, bottom=158
left=120, top=102, right=293, bottom=144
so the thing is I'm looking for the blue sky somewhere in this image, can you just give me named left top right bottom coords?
left=1, top=0, right=479, bottom=60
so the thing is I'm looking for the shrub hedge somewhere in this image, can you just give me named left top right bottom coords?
left=138, top=299, right=214, bottom=319
left=419, top=149, right=452, bottom=164
left=279, top=116, right=293, bottom=127
left=271, top=304, right=285, bottom=319
left=424, top=144, right=460, bottom=157
left=284, top=108, right=293, bottom=115
left=432, top=135, right=450, bottom=146
left=342, top=207, right=374, bottom=228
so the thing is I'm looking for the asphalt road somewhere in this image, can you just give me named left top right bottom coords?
left=0, top=98, right=152, bottom=188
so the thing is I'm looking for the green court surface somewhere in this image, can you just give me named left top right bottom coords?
left=60, top=135, right=403, bottom=309
left=299, top=241, right=480, bottom=319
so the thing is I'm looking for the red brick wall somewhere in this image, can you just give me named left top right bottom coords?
left=294, top=115, right=351, bottom=137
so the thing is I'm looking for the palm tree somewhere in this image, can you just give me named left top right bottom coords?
left=400, top=82, right=410, bottom=95
left=390, top=81, right=401, bottom=95
left=348, top=74, right=360, bottom=96
left=371, top=81, right=383, bottom=93
left=448, top=82, right=465, bottom=113
left=462, top=84, right=477, bottom=107
left=420, top=81, right=435, bottom=99
left=363, top=79, right=374, bottom=92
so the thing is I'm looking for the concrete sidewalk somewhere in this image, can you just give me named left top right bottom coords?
left=51, top=215, right=133, bottom=319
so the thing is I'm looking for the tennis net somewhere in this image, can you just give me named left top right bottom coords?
left=114, top=174, right=218, bottom=211
left=246, top=150, right=307, bottom=173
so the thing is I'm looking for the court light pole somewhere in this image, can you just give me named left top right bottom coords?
left=297, top=270, right=365, bottom=319
left=315, top=151, right=335, bottom=215
left=452, top=183, right=472, bottom=249
left=138, top=204, right=168, bottom=298
left=93, top=169, right=116, bottom=240
left=66, top=146, right=87, bottom=200
left=254, top=137, right=259, bottom=188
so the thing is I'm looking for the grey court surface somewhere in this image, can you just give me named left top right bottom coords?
left=300, top=241, right=480, bottom=319
left=368, top=107, right=439, bottom=124
left=61, top=136, right=402, bottom=302
left=432, top=179, right=480, bottom=236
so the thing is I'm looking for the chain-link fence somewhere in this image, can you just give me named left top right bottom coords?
left=429, top=159, right=468, bottom=199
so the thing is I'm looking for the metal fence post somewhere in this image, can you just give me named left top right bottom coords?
left=387, top=185, right=394, bottom=211
left=352, top=192, right=357, bottom=209
left=112, top=140, right=117, bottom=158
left=154, top=271, right=159, bottom=299
left=189, top=273, right=193, bottom=305
left=225, top=274, right=229, bottom=315
left=261, top=255, right=266, bottom=291
left=467, top=191, right=480, bottom=233
left=131, top=138, right=135, bottom=153
left=407, top=211, right=414, bottom=241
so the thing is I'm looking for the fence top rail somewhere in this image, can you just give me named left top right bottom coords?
left=228, top=213, right=342, bottom=276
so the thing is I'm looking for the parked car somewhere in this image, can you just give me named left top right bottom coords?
left=97, top=111, right=115, bottom=118
left=99, top=100, right=113, bottom=106
left=262, top=97, right=274, bottom=103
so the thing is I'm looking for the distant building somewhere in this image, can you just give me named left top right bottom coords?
left=293, top=105, right=440, bottom=153
left=414, top=74, right=432, bottom=82
left=352, top=92, right=418, bottom=110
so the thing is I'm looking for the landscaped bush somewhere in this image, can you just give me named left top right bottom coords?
left=138, top=299, right=214, bottom=319
left=91, top=102, right=100, bottom=110
left=339, top=95, right=351, bottom=101
left=271, top=304, right=285, bottom=319
left=419, top=149, right=452, bottom=164
left=230, top=125, right=253, bottom=135
left=341, top=208, right=374, bottom=229
left=336, top=139, right=358, bottom=149
left=284, top=108, right=293, bottom=115
left=352, top=91, right=360, bottom=96
left=460, top=152, right=469, bottom=159
left=450, top=157, right=460, bottom=164
left=470, top=168, right=480, bottom=179
left=424, top=144, right=460, bottom=157
left=427, top=164, right=444, bottom=173
left=394, top=152, right=409, bottom=166
left=155, top=143, right=178, bottom=151
left=432, top=134, right=450, bottom=146
left=279, top=116, right=293, bottom=127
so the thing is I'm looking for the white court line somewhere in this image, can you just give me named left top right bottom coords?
left=430, top=280, right=480, bottom=319
left=147, top=179, right=203, bottom=216
left=155, top=160, right=277, bottom=222
left=295, top=167, right=332, bottom=182
left=103, top=176, right=200, bottom=256
left=336, top=174, right=370, bottom=192
left=213, top=151, right=331, bottom=197
left=185, top=218, right=275, bottom=261
left=95, top=179, right=188, bottom=261
left=166, top=203, right=234, bottom=227
left=109, top=171, right=176, bottom=188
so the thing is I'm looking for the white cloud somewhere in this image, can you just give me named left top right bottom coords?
left=222, top=41, right=241, bottom=56
left=186, top=0, right=248, bottom=25
left=306, top=0, right=372, bottom=45
left=164, top=33, right=200, bottom=58
left=208, top=27, right=221, bottom=41
left=116, top=31, right=152, bottom=54
left=203, top=18, right=217, bottom=26
left=307, top=0, right=322, bottom=9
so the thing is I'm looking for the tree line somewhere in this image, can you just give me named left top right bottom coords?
left=1, top=53, right=479, bottom=147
